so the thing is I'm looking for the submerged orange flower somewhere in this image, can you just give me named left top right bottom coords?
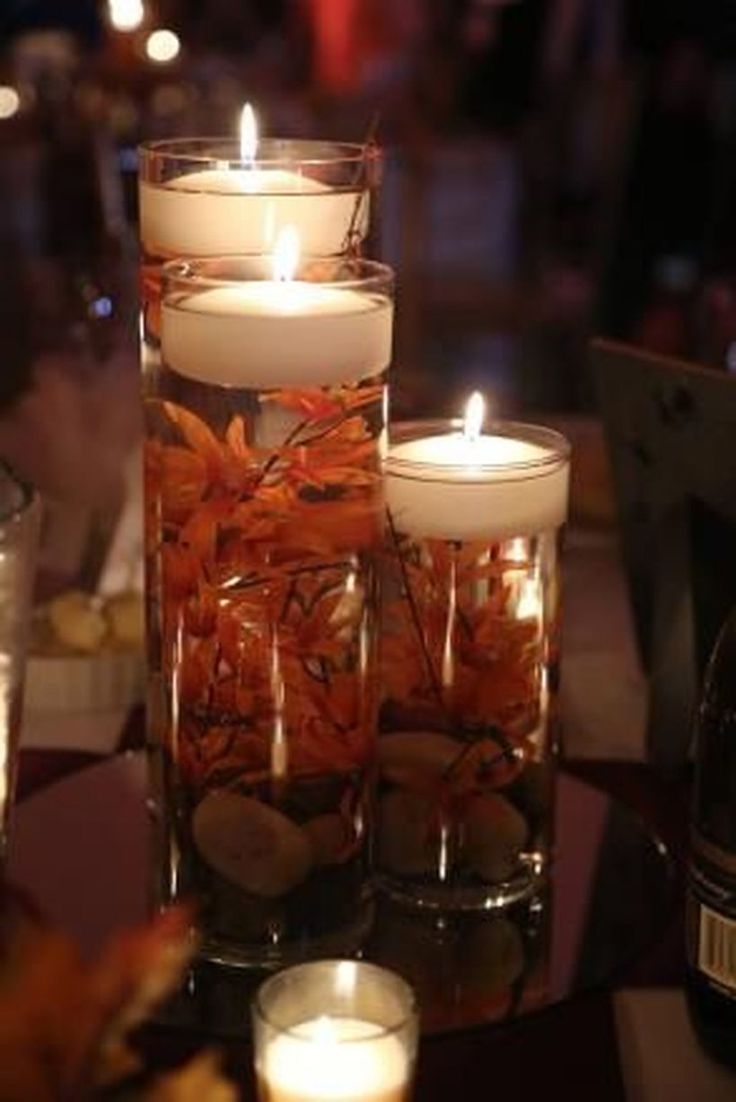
left=146, top=381, right=384, bottom=800
left=381, top=532, right=551, bottom=753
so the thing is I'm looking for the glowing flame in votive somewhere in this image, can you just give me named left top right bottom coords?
left=462, top=391, right=486, bottom=443
left=145, top=28, right=180, bottom=63
left=240, top=102, right=257, bottom=164
left=108, top=0, right=145, bottom=32
left=313, top=1016, right=337, bottom=1045
left=272, top=225, right=299, bottom=282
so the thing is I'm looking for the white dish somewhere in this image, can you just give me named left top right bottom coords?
left=25, top=650, right=144, bottom=714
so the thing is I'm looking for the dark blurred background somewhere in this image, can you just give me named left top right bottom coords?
left=3, top=0, right=736, bottom=427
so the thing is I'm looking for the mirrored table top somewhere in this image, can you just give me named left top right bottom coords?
left=9, top=752, right=675, bottom=1039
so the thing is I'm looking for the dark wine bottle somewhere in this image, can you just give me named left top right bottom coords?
left=686, top=606, right=736, bottom=1067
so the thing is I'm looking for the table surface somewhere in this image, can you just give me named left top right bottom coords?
left=14, top=526, right=736, bottom=1099
left=9, top=751, right=674, bottom=1046
left=7, top=742, right=698, bottom=1101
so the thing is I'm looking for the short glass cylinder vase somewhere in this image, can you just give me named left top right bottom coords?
left=144, top=255, right=394, bottom=966
left=138, top=137, right=381, bottom=371
left=378, top=419, right=570, bottom=911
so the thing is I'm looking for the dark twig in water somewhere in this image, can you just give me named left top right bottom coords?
left=343, top=112, right=381, bottom=257
left=387, top=506, right=449, bottom=717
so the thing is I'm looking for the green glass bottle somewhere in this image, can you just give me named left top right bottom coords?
left=686, top=606, right=736, bottom=1067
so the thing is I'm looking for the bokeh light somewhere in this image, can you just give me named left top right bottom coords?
left=0, top=86, right=20, bottom=120
left=145, top=29, right=181, bottom=64
left=108, top=0, right=145, bottom=33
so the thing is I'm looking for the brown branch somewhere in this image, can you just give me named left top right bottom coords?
left=386, top=506, right=449, bottom=718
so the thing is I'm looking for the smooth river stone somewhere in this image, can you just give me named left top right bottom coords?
left=303, top=813, right=352, bottom=865
left=461, top=793, right=527, bottom=882
left=378, top=731, right=459, bottom=786
left=192, top=792, right=313, bottom=897
left=456, top=917, right=525, bottom=994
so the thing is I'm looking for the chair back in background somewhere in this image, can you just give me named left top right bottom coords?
left=593, top=338, right=736, bottom=771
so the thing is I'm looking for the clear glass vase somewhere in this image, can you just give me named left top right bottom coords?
left=378, top=420, right=570, bottom=911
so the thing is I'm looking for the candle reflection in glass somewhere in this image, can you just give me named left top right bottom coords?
left=378, top=396, right=570, bottom=911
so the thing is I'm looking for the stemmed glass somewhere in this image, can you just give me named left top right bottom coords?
left=0, top=464, right=40, bottom=863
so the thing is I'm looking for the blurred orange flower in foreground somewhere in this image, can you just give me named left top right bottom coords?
left=0, top=904, right=237, bottom=1101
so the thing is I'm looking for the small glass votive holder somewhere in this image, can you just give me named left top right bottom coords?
left=252, top=960, right=418, bottom=1102
left=378, top=418, right=570, bottom=911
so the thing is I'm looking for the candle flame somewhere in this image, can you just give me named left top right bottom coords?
left=462, top=391, right=486, bottom=443
left=240, top=102, right=257, bottom=163
left=272, top=225, right=299, bottom=282
left=313, top=1016, right=338, bottom=1045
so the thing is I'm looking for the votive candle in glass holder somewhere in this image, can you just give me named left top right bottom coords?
left=378, top=395, right=570, bottom=911
left=144, top=236, right=394, bottom=966
left=253, top=960, right=418, bottom=1102
left=138, top=108, right=380, bottom=368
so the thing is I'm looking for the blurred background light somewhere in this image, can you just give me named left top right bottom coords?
left=0, top=86, right=20, bottom=120
left=145, top=29, right=180, bottom=64
left=108, top=0, right=145, bottom=33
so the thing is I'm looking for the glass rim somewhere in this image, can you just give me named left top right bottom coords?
left=0, top=460, right=39, bottom=526
left=138, top=136, right=379, bottom=170
left=388, top=418, right=571, bottom=480
left=252, top=959, right=418, bottom=1041
left=162, top=254, right=395, bottom=295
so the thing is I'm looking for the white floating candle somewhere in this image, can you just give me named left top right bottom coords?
left=387, top=394, right=569, bottom=541
left=162, top=229, right=392, bottom=389
left=261, top=1016, right=409, bottom=1102
left=139, top=103, right=368, bottom=258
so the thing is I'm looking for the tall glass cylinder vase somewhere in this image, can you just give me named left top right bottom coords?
left=378, top=419, right=570, bottom=911
left=144, top=253, right=394, bottom=966
left=138, top=138, right=381, bottom=372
